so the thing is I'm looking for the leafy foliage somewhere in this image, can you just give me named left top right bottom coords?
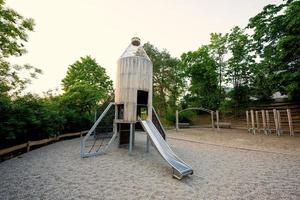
left=144, top=43, right=186, bottom=116
left=208, top=33, right=228, bottom=105
left=248, top=0, right=300, bottom=100
left=181, top=46, right=219, bottom=110
left=0, top=0, right=41, bottom=95
left=226, top=26, right=254, bottom=111
left=62, top=56, right=113, bottom=112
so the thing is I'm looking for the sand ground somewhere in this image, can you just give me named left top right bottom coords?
left=0, top=128, right=299, bottom=200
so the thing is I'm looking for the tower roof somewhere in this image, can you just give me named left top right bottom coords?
left=120, top=37, right=150, bottom=60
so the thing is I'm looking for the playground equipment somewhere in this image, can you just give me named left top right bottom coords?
left=176, top=108, right=220, bottom=131
left=246, top=109, right=294, bottom=136
left=81, top=37, right=193, bottom=179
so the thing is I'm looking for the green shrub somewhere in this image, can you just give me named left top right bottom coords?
left=179, top=110, right=195, bottom=123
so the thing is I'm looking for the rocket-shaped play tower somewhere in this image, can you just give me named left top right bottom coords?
left=81, top=37, right=193, bottom=179
left=115, top=37, right=153, bottom=122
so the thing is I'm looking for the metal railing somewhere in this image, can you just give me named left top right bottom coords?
left=80, top=102, right=116, bottom=158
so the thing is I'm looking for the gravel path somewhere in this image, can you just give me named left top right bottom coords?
left=0, top=133, right=299, bottom=200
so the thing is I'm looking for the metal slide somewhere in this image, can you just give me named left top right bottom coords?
left=139, top=119, right=193, bottom=179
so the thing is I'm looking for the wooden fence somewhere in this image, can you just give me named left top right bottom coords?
left=246, top=109, right=295, bottom=136
left=0, top=130, right=88, bottom=157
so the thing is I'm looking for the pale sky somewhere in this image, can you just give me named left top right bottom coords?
left=7, top=0, right=281, bottom=95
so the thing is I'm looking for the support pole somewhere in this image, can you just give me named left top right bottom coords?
left=277, top=110, right=282, bottom=136
left=246, top=110, right=250, bottom=132
left=211, top=111, right=215, bottom=130
left=266, top=110, right=270, bottom=135
left=273, top=109, right=279, bottom=136
left=114, top=104, right=118, bottom=144
left=129, top=123, right=133, bottom=154
left=250, top=110, right=255, bottom=134
left=216, top=110, right=220, bottom=131
left=176, top=110, right=179, bottom=131
left=255, top=110, right=260, bottom=134
left=261, top=110, right=267, bottom=135
left=146, top=136, right=150, bottom=152
left=287, top=109, right=294, bottom=136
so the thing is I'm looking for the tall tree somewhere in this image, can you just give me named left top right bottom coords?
left=143, top=43, right=186, bottom=116
left=208, top=33, right=228, bottom=105
left=248, top=0, right=300, bottom=100
left=0, top=0, right=41, bottom=95
left=181, top=46, right=219, bottom=110
left=226, top=26, right=254, bottom=112
left=62, top=56, right=113, bottom=114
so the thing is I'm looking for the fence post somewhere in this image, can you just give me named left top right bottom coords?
left=255, top=111, right=260, bottom=134
left=250, top=110, right=255, bottom=134
left=246, top=110, right=250, bottom=132
left=261, top=110, right=267, bottom=135
left=277, top=110, right=282, bottom=136
left=27, top=141, right=30, bottom=152
left=287, top=109, right=294, bottom=136
left=273, top=109, right=279, bottom=136
left=266, top=110, right=271, bottom=134
left=176, top=110, right=179, bottom=131
left=216, top=110, right=220, bottom=131
left=211, top=111, right=215, bottom=130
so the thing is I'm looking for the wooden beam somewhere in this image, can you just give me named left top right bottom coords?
left=273, top=109, right=279, bottom=136
left=0, top=143, right=27, bottom=156
left=250, top=110, right=255, bottom=134
left=287, top=109, right=294, bottom=136
left=255, top=111, right=260, bottom=134
left=216, top=110, right=220, bottom=131
left=246, top=110, right=250, bottom=132
left=0, top=130, right=88, bottom=157
left=277, top=110, right=282, bottom=136
left=261, top=110, right=267, bottom=135
left=266, top=110, right=271, bottom=134
left=211, top=111, right=215, bottom=130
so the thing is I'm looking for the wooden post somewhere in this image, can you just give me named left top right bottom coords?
left=273, top=109, right=279, bottom=136
left=246, top=110, right=250, bottom=132
left=27, top=141, right=30, bottom=152
left=250, top=110, right=255, bottom=134
left=261, top=110, right=267, bottom=135
left=176, top=110, right=179, bottom=131
left=211, top=111, right=215, bottom=130
left=287, top=109, right=294, bottom=136
left=277, top=110, right=282, bottom=136
left=216, top=110, right=220, bottom=131
left=255, top=111, right=260, bottom=134
left=266, top=110, right=270, bottom=134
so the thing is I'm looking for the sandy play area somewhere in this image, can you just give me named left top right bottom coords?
left=0, top=128, right=299, bottom=200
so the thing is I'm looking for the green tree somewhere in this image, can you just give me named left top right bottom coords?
left=62, top=55, right=113, bottom=114
left=248, top=0, right=300, bottom=100
left=143, top=43, right=186, bottom=117
left=208, top=33, right=228, bottom=105
left=0, top=0, right=41, bottom=95
left=226, top=26, right=253, bottom=112
left=181, top=46, right=219, bottom=110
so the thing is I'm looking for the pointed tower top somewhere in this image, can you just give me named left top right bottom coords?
left=131, top=37, right=140, bottom=46
left=120, top=37, right=150, bottom=60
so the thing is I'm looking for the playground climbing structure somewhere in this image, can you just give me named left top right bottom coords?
left=80, top=37, right=193, bottom=179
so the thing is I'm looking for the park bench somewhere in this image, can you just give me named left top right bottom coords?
left=178, top=123, right=190, bottom=128
left=216, top=122, right=231, bottom=128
